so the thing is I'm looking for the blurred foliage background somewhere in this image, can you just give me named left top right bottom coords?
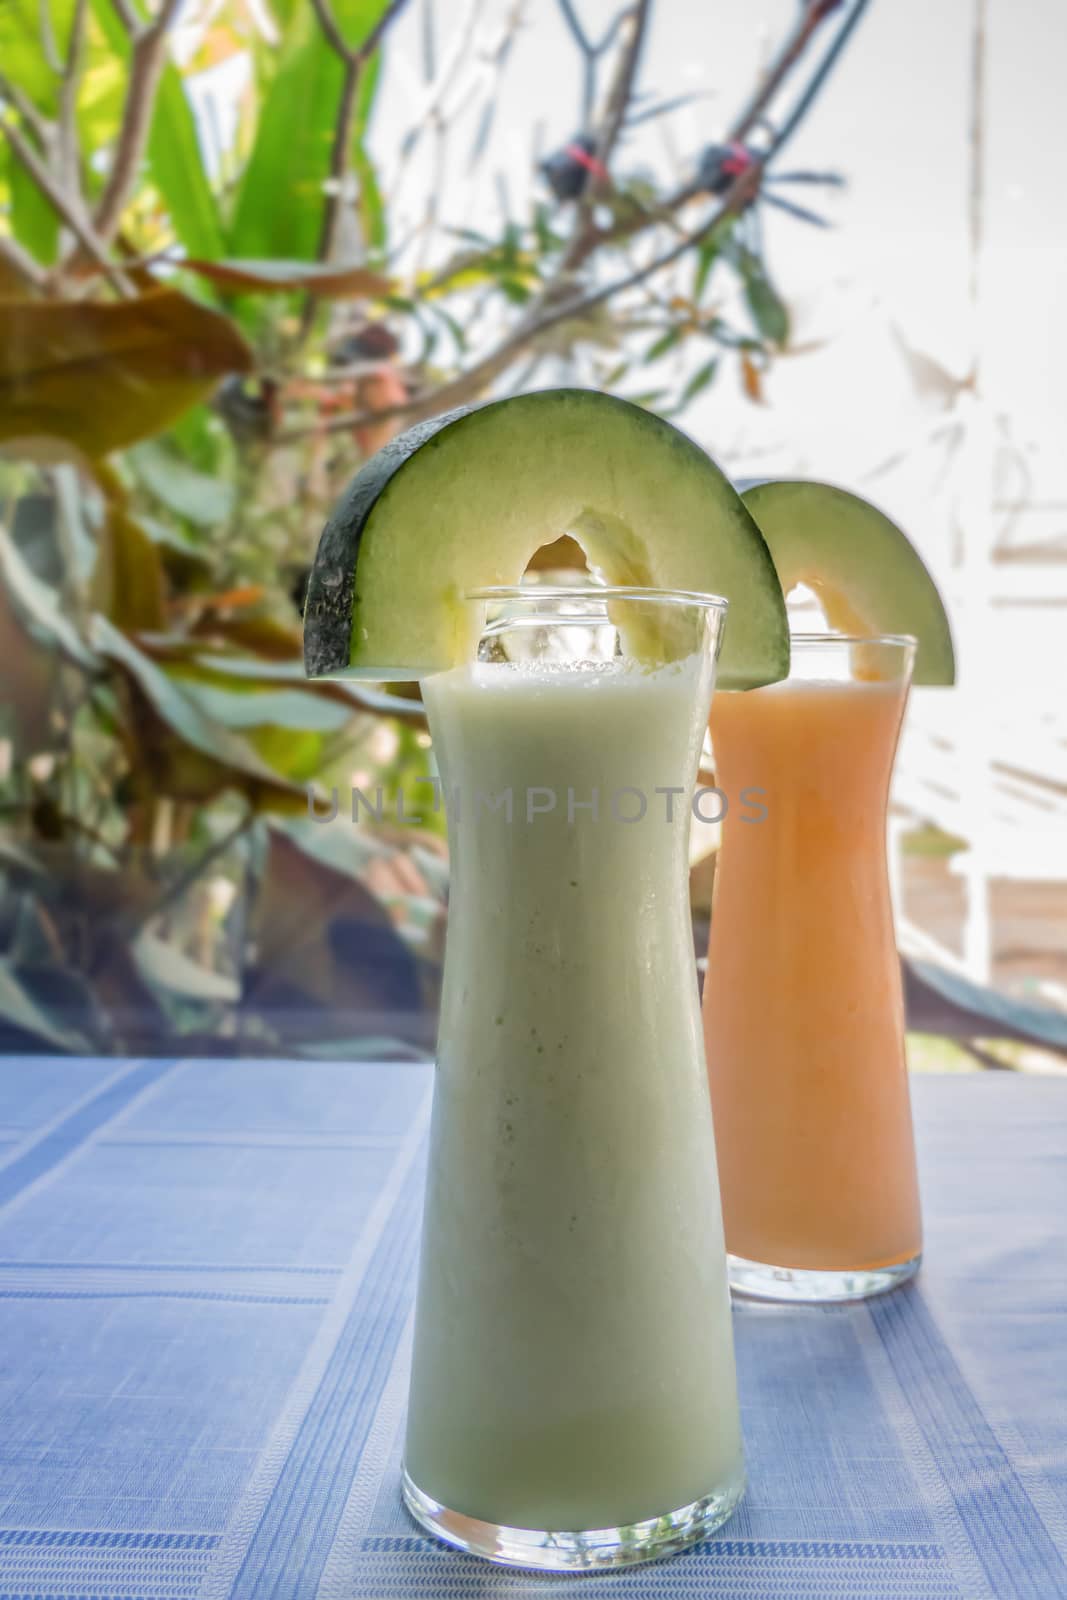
left=0, top=0, right=864, bottom=1056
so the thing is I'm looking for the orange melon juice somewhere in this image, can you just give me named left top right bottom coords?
left=702, top=635, right=921, bottom=1291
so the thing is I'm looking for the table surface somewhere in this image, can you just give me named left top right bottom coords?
left=0, top=1059, right=1064, bottom=1600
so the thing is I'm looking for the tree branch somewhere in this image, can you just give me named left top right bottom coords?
left=38, top=0, right=63, bottom=74
left=280, top=0, right=872, bottom=444
left=730, top=0, right=829, bottom=144
left=357, top=0, right=415, bottom=63
left=107, top=0, right=140, bottom=32
left=0, top=233, right=47, bottom=292
left=309, top=0, right=352, bottom=60
left=591, top=0, right=651, bottom=184
left=0, top=73, right=52, bottom=145
left=2, top=120, right=130, bottom=294
left=92, top=0, right=182, bottom=247
left=564, top=0, right=855, bottom=275
left=766, top=0, right=871, bottom=158
left=383, top=0, right=485, bottom=207
left=58, top=0, right=89, bottom=197
left=555, top=0, right=591, bottom=55
left=560, top=0, right=651, bottom=272
left=311, top=0, right=414, bottom=264
left=285, top=176, right=742, bottom=441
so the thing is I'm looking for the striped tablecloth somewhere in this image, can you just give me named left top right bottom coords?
left=0, top=1057, right=1064, bottom=1599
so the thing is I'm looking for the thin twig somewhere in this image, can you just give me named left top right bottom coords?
left=309, top=0, right=352, bottom=60
left=0, top=233, right=47, bottom=291
left=0, top=72, right=53, bottom=144
left=38, top=0, right=63, bottom=73
left=730, top=0, right=829, bottom=144
left=311, top=0, right=414, bottom=263
left=107, top=0, right=140, bottom=34
left=554, top=0, right=595, bottom=122
left=92, top=0, right=182, bottom=247
left=58, top=0, right=89, bottom=197
left=591, top=0, right=651, bottom=183
left=320, top=56, right=363, bottom=263
left=357, top=0, right=415, bottom=63
left=555, top=0, right=591, bottom=54
left=128, top=812, right=253, bottom=939
left=384, top=0, right=485, bottom=204
left=766, top=0, right=872, bottom=158
left=561, top=0, right=650, bottom=271
left=595, top=6, right=631, bottom=55
left=2, top=120, right=131, bottom=294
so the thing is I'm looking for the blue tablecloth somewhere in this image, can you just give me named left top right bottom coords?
left=0, top=1058, right=1064, bottom=1600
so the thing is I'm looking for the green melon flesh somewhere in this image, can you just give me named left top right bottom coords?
left=741, top=480, right=956, bottom=687
left=304, top=390, right=789, bottom=690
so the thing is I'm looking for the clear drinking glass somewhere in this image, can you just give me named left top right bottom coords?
left=703, top=633, right=922, bottom=1302
left=403, top=586, right=745, bottom=1570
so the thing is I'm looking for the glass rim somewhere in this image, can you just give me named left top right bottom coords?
left=788, top=631, right=917, bottom=651
left=467, top=584, right=729, bottom=614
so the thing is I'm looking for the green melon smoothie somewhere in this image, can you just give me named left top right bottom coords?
left=301, top=390, right=791, bottom=1571
left=402, top=590, right=744, bottom=1566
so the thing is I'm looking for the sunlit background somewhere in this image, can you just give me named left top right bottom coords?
left=1, top=0, right=1064, bottom=1064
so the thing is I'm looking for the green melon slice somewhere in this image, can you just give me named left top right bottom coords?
left=304, top=389, right=788, bottom=689
left=741, top=479, right=955, bottom=686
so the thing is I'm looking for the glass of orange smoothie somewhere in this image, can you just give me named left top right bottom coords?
left=702, top=633, right=921, bottom=1302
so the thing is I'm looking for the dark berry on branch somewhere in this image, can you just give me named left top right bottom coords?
left=333, top=323, right=400, bottom=363
left=697, top=141, right=758, bottom=197
left=541, top=134, right=609, bottom=202
left=216, top=376, right=278, bottom=441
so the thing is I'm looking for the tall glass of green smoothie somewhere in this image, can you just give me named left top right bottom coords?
left=403, top=585, right=745, bottom=1571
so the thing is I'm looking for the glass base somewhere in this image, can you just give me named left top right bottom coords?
left=401, top=1466, right=745, bottom=1571
left=728, top=1251, right=921, bottom=1304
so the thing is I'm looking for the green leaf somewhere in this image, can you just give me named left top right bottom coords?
left=89, top=613, right=306, bottom=796
left=351, top=45, right=385, bottom=251
left=0, top=957, right=90, bottom=1052
left=0, top=288, right=253, bottom=457
left=229, top=1, right=391, bottom=262
left=190, top=654, right=427, bottom=724
left=130, top=440, right=234, bottom=526
left=150, top=66, right=226, bottom=258
left=0, top=527, right=97, bottom=668
left=8, top=149, right=59, bottom=264
left=178, top=258, right=393, bottom=298
left=178, top=679, right=356, bottom=733
left=0, top=1, right=76, bottom=113
left=133, top=930, right=240, bottom=1003
left=678, top=357, right=719, bottom=408
left=738, top=250, right=790, bottom=347
left=532, top=203, right=563, bottom=255
left=0, top=837, right=46, bottom=878
left=427, top=301, right=467, bottom=355
left=692, top=238, right=719, bottom=302
left=499, top=278, right=532, bottom=305
left=353, top=143, right=386, bottom=252
left=644, top=326, right=683, bottom=363
left=139, top=515, right=213, bottom=575
left=94, top=503, right=168, bottom=632
left=90, top=0, right=224, bottom=258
